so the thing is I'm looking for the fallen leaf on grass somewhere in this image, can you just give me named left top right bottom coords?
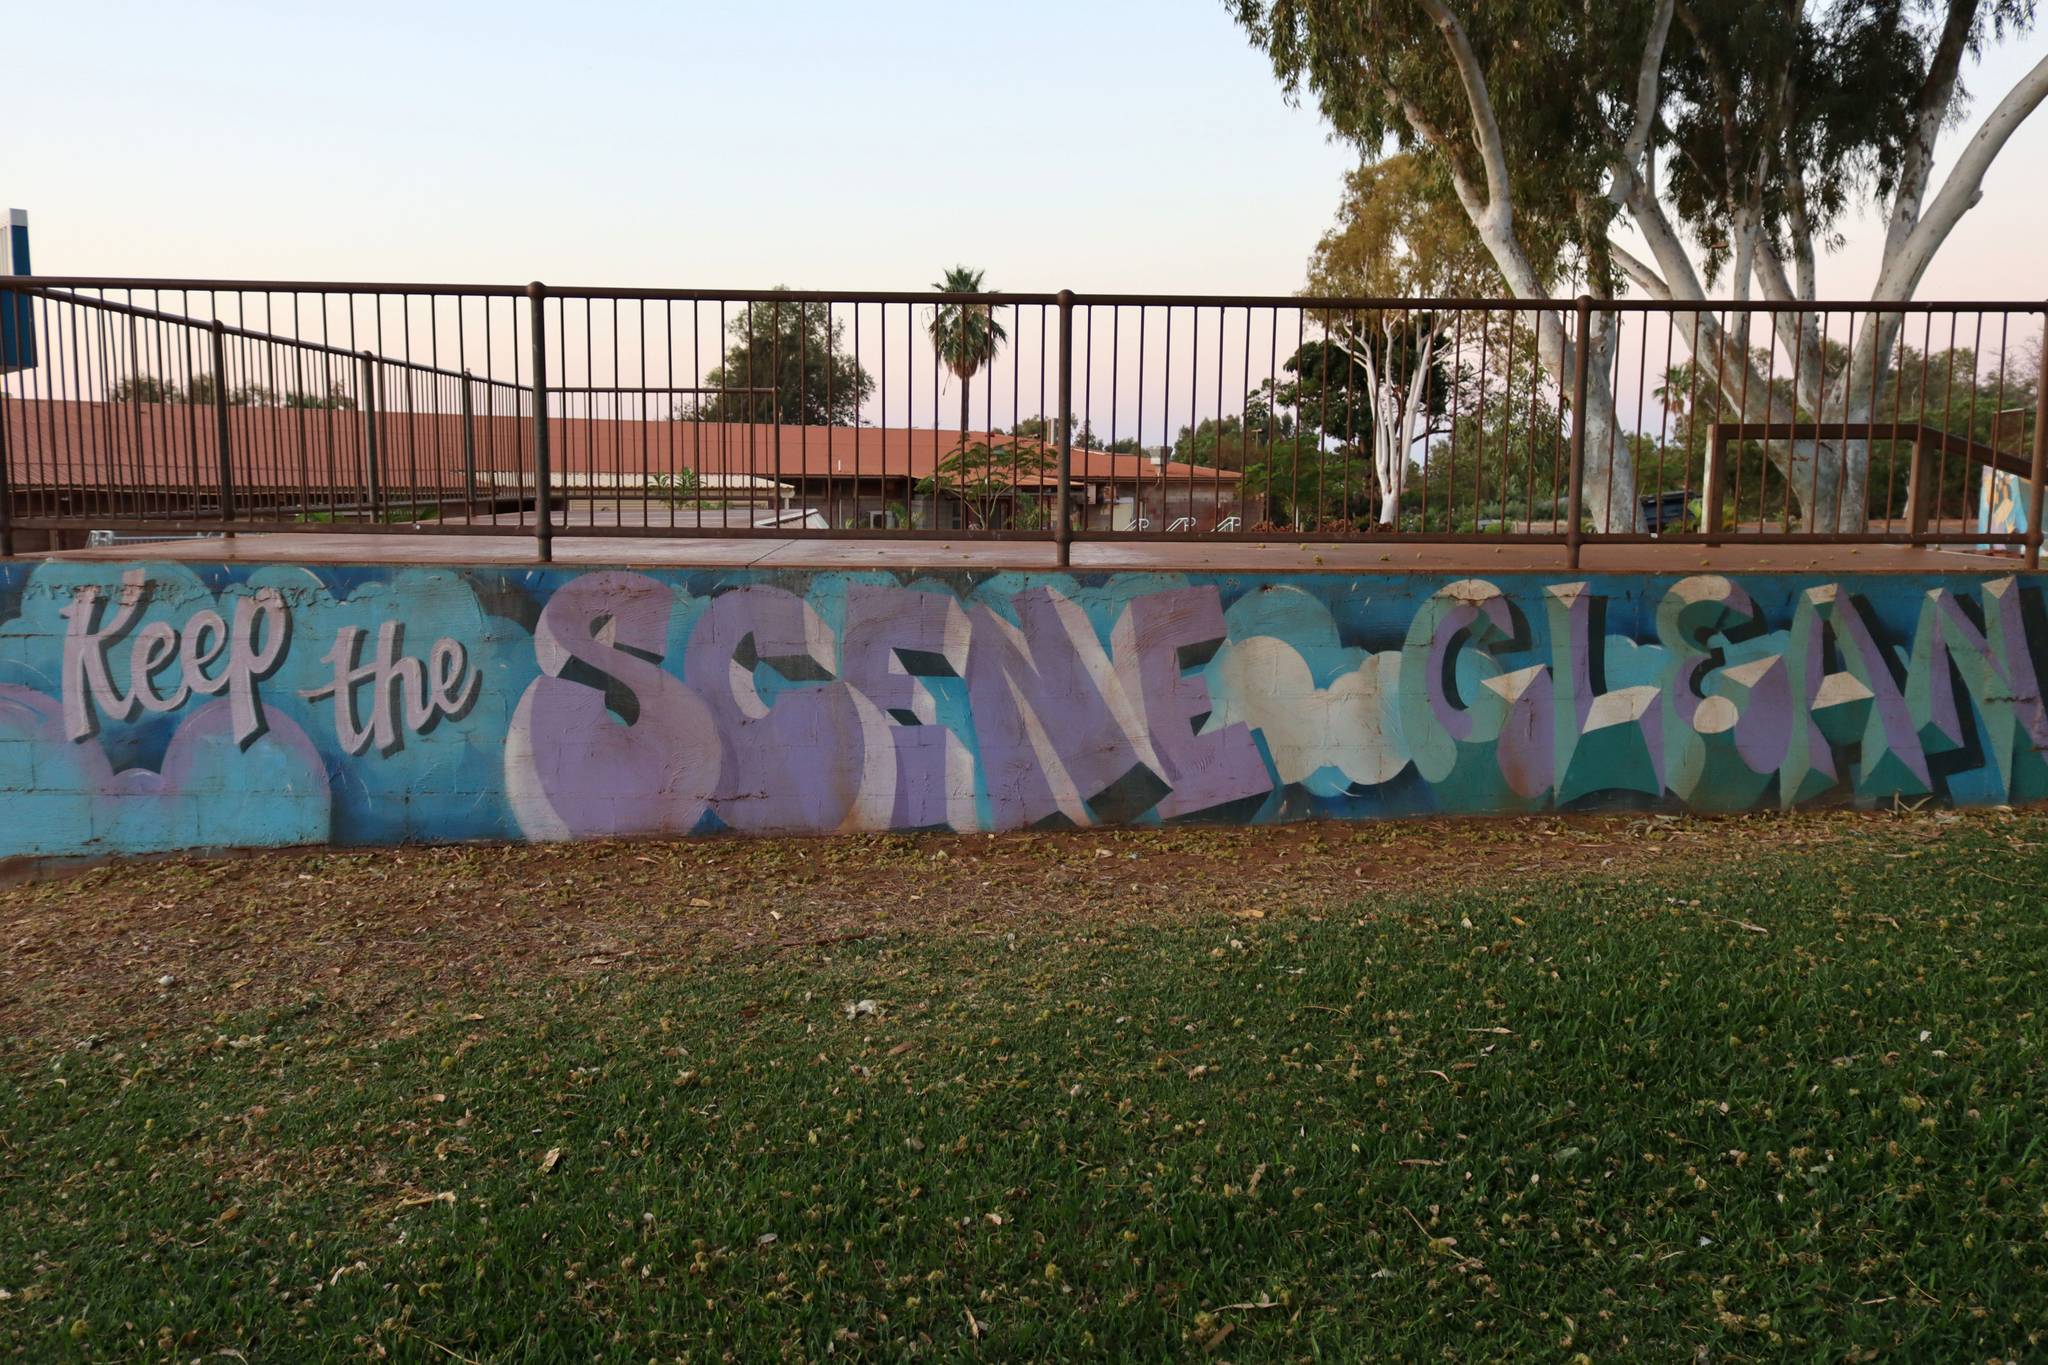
left=539, top=1147, right=562, bottom=1174
left=397, top=1191, right=457, bottom=1209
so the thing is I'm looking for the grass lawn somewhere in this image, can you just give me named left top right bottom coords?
left=2, top=810, right=2045, bottom=1361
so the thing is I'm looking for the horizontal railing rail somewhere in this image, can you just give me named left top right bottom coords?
left=0, top=277, right=2041, bottom=568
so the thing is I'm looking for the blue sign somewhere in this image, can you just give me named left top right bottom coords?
left=1, top=208, right=33, bottom=373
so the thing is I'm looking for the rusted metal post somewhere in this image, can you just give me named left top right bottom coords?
left=359, top=350, right=382, bottom=520
left=459, top=368, right=477, bottom=513
left=1565, top=295, right=1591, bottom=571
left=528, top=282, right=552, bottom=563
left=2029, top=308, right=2048, bottom=571
left=0, top=359, right=13, bottom=558
left=210, top=320, right=236, bottom=534
left=1055, top=288, right=1074, bottom=567
left=1700, top=424, right=1726, bottom=544
left=1904, top=432, right=1931, bottom=542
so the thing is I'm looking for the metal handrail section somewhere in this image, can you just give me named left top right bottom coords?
left=0, top=277, right=2040, bottom=568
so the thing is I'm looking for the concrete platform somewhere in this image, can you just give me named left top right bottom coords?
left=41, top=530, right=2029, bottom=575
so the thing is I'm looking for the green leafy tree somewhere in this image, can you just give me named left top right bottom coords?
left=1654, top=340, right=2040, bottom=529
left=107, top=376, right=182, bottom=403
left=1307, top=153, right=1501, bottom=524
left=930, top=266, right=1008, bottom=450
left=1234, top=0, right=2048, bottom=532
left=688, top=290, right=875, bottom=425
left=284, top=382, right=357, bottom=411
left=1013, top=412, right=1142, bottom=453
left=918, top=439, right=1056, bottom=530
left=1240, top=436, right=1370, bottom=531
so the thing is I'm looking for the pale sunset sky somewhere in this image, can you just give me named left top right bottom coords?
left=9, top=0, right=2048, bottom=301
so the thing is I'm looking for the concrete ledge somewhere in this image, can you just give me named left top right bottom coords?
left=38, top=531, right=2027, bottom=575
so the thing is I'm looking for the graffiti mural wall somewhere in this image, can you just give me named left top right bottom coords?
left=0, top=559, right=2044, bottom=859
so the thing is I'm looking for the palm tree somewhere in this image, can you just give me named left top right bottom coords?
left=929, top=266, right=1007, bottom=525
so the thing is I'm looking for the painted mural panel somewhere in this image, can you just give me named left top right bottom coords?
left=0, top=559, right=2044, bottom=859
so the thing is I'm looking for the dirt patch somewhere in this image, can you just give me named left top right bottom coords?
left=0, top=807, right=1999, bottom=1056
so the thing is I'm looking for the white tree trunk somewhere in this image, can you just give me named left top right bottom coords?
left=1363, top=317, right=1440, bottom=528
left=1576, top=351, right=1638, bottom=532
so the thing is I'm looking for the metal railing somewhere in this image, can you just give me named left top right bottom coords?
left=1, top=277, right=2042, bottom=568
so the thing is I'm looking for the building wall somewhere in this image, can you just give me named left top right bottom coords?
left=2, top=558, right=2046, bottom=859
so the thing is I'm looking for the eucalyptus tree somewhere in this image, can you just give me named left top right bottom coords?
left=1234, top=0, right=2048, bottom=531
left=1307, top=153, right=1501, bottom=525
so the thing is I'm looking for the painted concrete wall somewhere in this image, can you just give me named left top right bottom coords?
left=1, top=559, right=2045, bottom=859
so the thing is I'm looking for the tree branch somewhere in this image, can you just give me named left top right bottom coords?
left=1622, top=181, right=1710, bottom=302
left=1363, top=62, right=1488, bottom=224
left=1611, top=0, right=1677, bottom=203
left=1882, top=0, right=1982, bottom=267
left=1749, top=240, right=1831, bottom=414
left=1413, top=0, right=1513, bottom=217
left=1878, top=48, right=2048, bottom=300
left=1610, top=242, right=1672, bottom=298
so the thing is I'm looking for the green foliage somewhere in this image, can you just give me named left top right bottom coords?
left=647, top=469, right=704, bottom=508
left=106, top=374, right=357, bottom=410
left=283, top=381, right=358, bottom=412
left=1307, top=152, right=1499, bottom=299
left=6, top=815, right=2047, bottom=1358
left=932, top=266, right=1010, bottom=451
left=1236, top=0, right=2046, bottom=530
left=1011, top=413, right=1141, bottom=453
left=1264, top=313, right=1459, bottom=451
left=1234, top=0, right=1639, bottom=287
left=929, top=266, right=1008, bottom=388
left=1656, top=1, right=2040, bottom=284
left=1240, top=436, right=1370, bottom=530
left=686, top=291, right=875, bottom=426
left=917, top=439, right=1056, bottom=529
left=105, top=375, right=182, bottom=404
left=1650, top=343, right=2040, bottom=523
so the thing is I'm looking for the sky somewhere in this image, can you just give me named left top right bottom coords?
left=7, top=1, right=2046, bottom=452
left=10, top=0, right=2043, bottom=300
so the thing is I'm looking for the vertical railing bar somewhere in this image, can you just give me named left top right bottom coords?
left=528, top=282, right=551, bottom=560
left=359, top=348, right=381, bottom=522
left=1056, top=288, right=1074, bottom=565
left=1986, top=311, right=2010, bottom=545
left=210, top=319, right=236, bottom=532
left=1566, top=296, right=1591, bottom=570
left=2026, top=306, right=2047, bottom=571
left=0, top=317, right=12, bottom=556
left=461, top=368, right=477, bottom=515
